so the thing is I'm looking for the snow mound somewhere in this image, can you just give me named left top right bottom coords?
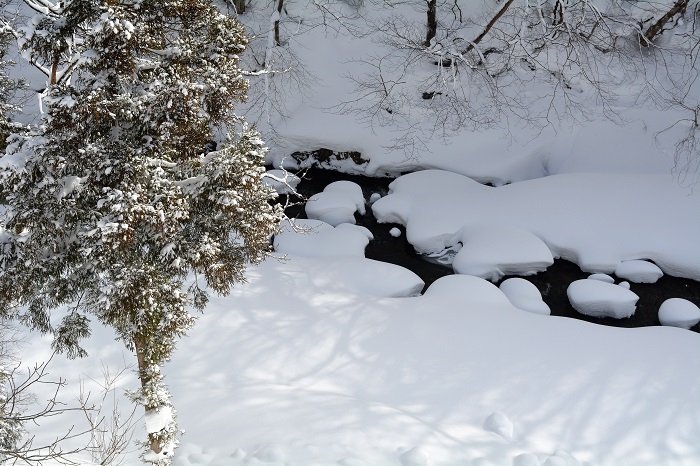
left=483, top=411, right=514, bottom=441
left=389, top=227, right=402, bottom=237
left=313, top=256, right=424, bottom=297
left=262, top=169, right=300, bottom=195
left=305, top=180, right=366, bottom=226
left=453, top=226, right=553, bottom=281
left=658, top=298, right=700, bottom=329
left=587, top=273, right=614, bottom=283
left=614, top=260, right=664, bottom=283
left=424, top=274, right=513, bottom=309
left=499, top=278, right=551, bottom=315
left=567, top=279, right=639, bottom=318
left=273, top=219, right=369, bottom=257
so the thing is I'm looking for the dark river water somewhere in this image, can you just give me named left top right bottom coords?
left=277, top=166, right=700, bottom=333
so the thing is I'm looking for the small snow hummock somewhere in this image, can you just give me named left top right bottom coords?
left=615, top=259, right=664, bottom=283
left=453, top=225, right=553, bottom=282
left=499, top=278, right=550, bottom=315
left=400, top=446, right=431, bottom=466
left=389, top=227, right=402, bottom=237
left=658, top=298, right=700, bottom=329
left=567, top=279, right=639, bottom=318
left=369, top=192, right=382, bottom=204
left=618, top=281, right=631, bottom=290
left=483, top=411, right=514, bottom=441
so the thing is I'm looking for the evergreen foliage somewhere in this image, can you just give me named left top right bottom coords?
left=0, top=0, right=282, bottom=462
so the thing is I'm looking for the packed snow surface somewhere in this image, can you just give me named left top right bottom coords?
left=567, top=279, right=639, bottom=318
left=658, top=298, right=700, bottom=329
left=372, top=170, right=700, bottom=280
left=499, top=278, right=551, bottom=315
left=615, top=259, right=664, bottom=283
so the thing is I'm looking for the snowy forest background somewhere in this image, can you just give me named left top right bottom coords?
left=0, top=0, right=699, bottom=465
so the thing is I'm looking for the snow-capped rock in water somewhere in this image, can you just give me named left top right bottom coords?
left=483, top=411, right=514, bottom=441
left=453, top=225, right=554, bottom=281
left=567, top=279, right=639, bottom=318
left=369, top=192, right=382, bottom=204
left=389, top=227, right=402, bottom=237
left=658, top=298, right=700, bottom=329
left=499, top=278, right=551, bottom=315
left=273, top=218, right=371, bottom=257
left=618, top=281, right=631, bottom=290
left=614, top=259, right=664, bottom=283
left=306, top=190, right=359, bottom=226
left=587, top=273, right=615, bottom=283
left=305, top=180, right=367, bottom=226
left=323, top=180, right=366, bottom=214
left=262, top=169, right=301, bottom=195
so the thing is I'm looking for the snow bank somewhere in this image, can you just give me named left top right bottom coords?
left=372, top=170, right=700, bottom=280
left=162, top=260, right=700, bottom=466
left=453, top=225, right=553, bottom=281
left=658, top=298, right=700, bottom=329
left=567, top=279, right=639, bottom=318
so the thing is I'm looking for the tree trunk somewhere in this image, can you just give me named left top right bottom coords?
left=134, top=336, right=164, bottom=457
left=641, top=0, right=689, bottom=45
left=425, top=0, right=437, bottom=47
left=233, top=0, right=245, bottom=14
left=464, top=0, right=515, bottom=53
left=274, top=0, right=284, bottom=46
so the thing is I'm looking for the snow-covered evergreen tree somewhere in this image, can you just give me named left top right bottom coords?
left=0, top=0, right=282, bottom=463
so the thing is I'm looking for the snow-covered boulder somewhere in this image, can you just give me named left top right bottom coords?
left=305, top=181, right=366, bottom=226
left=262, top=169, right=301, bottom=195
left=453, top=226, right=553, bottom=282
left=324, top=180, right=366, bottom=215
left=273, top=219, right=371, bottom=257
left=499, top=278, right=550, bottom=315
left=567, top=279, right=639, bottom=318
left=306, top=191, right=359, bottom=226
left=658, top=298, right=700, bottom=329
left=615, top=260, right=663, bottom=283
left=587, top=273, right=614, bottom=283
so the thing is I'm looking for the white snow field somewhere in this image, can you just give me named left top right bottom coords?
left=11, top=1, right=700, bottom=465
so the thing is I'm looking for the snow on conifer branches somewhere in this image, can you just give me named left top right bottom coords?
left=0, top=0, right=283, bottom=463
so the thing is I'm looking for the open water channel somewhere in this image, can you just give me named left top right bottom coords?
left=276, top=165, right=700, bottom=333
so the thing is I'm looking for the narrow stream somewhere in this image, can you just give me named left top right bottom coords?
left=277, top=166, right=700, bottom=333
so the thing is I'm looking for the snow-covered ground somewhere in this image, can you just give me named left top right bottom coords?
left=12, top=1, right=700, bottom=465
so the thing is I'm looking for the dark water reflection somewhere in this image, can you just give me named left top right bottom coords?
left=277, top=167, right=700, bottom=333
